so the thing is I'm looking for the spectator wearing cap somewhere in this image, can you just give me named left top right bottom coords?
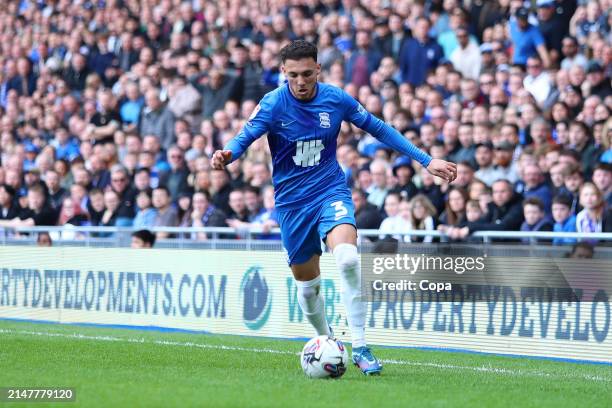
left=390, top=156, right=417, bottom=200
left=536, top=0, right=568, bottom=65
left=474, top=143, right=502, bottom=186
left=560, top=36, right=588, bottom=70
left=399, top=17, right=443, bottom=87
left=23, top=143, right=40, bottom=171
left=372, top=18, right=393, bottom=58
left=523, top=56, right=553, bottom=108
left=449, top=26, right=481, bottom=80
left=585, top=61, right=611, bottom=99
left=509, top=7, right=551, bottom=68
left=479, top=43, right=496, bottom=73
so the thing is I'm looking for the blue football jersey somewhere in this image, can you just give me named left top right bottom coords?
left=225, top=82, right=431, bottom=211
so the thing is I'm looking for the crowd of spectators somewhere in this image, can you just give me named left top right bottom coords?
left=0, top=0, right=610, bottom=244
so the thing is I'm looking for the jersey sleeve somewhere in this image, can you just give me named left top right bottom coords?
left=224, top=93, right=275, bottom=163
left=342, top=91, right=433, bottom=167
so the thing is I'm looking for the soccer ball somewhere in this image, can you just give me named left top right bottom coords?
left=300, top=335, right=349, bottom=379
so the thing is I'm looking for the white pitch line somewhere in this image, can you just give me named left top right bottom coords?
left=1, top=328, right=609, bottom=383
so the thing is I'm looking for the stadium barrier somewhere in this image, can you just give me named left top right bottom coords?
left=0, top=244, right=610, bottom=363
left=1, top=226, right=612, bottom=247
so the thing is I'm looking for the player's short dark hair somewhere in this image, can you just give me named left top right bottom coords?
left=132, top=229, right=156, bottom=247
left=280, top=40, right=318, bottom=63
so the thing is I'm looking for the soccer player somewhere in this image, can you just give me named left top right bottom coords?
left=212, top=40, right=457, bottom=375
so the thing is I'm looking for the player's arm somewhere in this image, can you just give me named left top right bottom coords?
left=212, top=96, right=274, bottom=169
left=342, top=93, right=457, bottom=182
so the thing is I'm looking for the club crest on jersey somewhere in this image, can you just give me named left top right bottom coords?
left=319, top=112, right=331, bottom=128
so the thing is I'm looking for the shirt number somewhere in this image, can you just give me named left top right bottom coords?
left=331, top=201, right=348, bottom=220
left=293, top=140, right=324, bottom=167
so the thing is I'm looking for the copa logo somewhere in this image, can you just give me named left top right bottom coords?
left=239, top=266, right=272, bottom=330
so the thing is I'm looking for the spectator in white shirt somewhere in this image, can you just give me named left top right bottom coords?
left=523, top=55, right=553, bottom=108
left=450, top=26, right=481, bottom=80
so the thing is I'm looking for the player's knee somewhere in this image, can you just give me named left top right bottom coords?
left=298, top=285, right=319, bottom=300
left=333, top=243, right=359, bottom=273
left=295, top=276, right=321, bottom=300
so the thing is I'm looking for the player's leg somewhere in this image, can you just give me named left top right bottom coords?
left=320, top=197, right=383, bottom=375
left=277, top=207, right=331, bottom=337
left=290, top=254, right=331, bottom=337
left=325, top=224, right=365, bottom=346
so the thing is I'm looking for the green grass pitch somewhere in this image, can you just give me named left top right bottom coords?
left=0, top=320, right=610, bottom=408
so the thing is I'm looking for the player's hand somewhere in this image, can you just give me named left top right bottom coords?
left=212, top=150, right=232, bottom=169
left=426, top=159, right=457, bottom=183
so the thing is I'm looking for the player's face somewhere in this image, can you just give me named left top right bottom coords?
left=281, top=58, right=320, bottom=100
